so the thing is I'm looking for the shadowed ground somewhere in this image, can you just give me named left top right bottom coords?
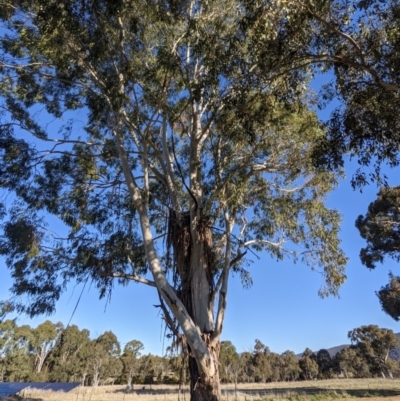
left=7, top=379, right=400, bottom=401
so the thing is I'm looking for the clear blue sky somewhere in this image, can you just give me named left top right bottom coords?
left=1, top=160, right=399, bottom=356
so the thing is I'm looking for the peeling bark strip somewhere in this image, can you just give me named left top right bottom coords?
left=162, top=289, right=178, bottom=307
left=167, top=210, right=215, bottom=319
left=167, top=211, right=215, bottom=280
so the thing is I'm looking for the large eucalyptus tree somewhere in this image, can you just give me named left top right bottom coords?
left=1, top=0, right=397, bottom=399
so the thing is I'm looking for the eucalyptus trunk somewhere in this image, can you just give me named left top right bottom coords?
left=188, top=349, right=221, bottom=401
left=168, top=210, right=222, bottom=401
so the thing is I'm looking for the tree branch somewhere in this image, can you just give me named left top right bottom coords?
left=106, top=271, right=157, bottom=288
left=212, top=212, right=234, bottom=345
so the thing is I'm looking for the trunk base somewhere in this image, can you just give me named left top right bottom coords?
left=190, top=375, right=221, bottom=401
left=191, top=383, right=221, bottom=401
left=189, top=352, right=221, bottom=401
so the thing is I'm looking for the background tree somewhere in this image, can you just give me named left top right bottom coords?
left=76, top=338, right=97, bottom=386
left=48, top=325, right=91, bottom=382
left=356, top=187, right=400, bottom=321
left=334, top=346, right=371, bottom=379
left=0, top=320, right=16, bottom=380
left=4, top=325, right=32, bottom=381
left=121, top=340, right=144, bottom=387
left=281, top=350, right=301, bottom=382
left=87, top=341, right=107, bottom=387
left=268, top=352, right=285, bottom=382
left=219, top=341, right=239, bottom=384
left=218, top=341, right=244, bottom=389
left=356, top=186, right=400, bottom=269
left=314, top=349, right=334, bottom=379
left=89, top=331, right=122, bottom=386
left=348, top=325, right=399, bottom=379
left=97, top=331, right=121, bottom=359
left=238, top=352, right=254, bottom=384
left=167, top=351, right=186, bottom=386
left=377, top=273, right=400, bottom=321
left=252, top=340, right=272, bottom=383
left=165, top=341, right=191, bottom=386
left=0, top=320, right=31, bottom=381
left=97, top=331, right=123, bottom=384
left=5, top=0, right=394, bottom=399
left=29, top=320, right=63, bottom=377
left=151, top=355, right=167, bottom=384
left=299, top=348, right=319, bottom=381
left=137, top=354, right=157, bottom=384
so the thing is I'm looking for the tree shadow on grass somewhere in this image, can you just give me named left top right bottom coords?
left=4, top=395, right=44, bottom=401
left=108, top=386, right=400, bottom=399
left=114, top=387, right=187, bottom=395
left=225, top=387, right=400, bottom=399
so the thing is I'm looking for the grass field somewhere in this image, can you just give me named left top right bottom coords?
left=10, top=379, right=400, bottom=401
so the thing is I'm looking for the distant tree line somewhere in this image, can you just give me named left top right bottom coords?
left=219, top=325, right=400, bottom=384
left=0, top=320, right=399, bottom=385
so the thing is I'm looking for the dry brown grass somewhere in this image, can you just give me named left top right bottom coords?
left=12, top=378, right=400, bottom=401
left=220, top=378, right=400, bottom=391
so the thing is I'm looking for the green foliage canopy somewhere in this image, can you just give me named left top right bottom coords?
left=1, top=0, right=398, bottom=397
left=356, top=187, right=400, bottom=322
left=377, top=273, right=400, bottom=322
left=0, top=0, right=350, bottom=322
left=356, top=186, right=400, bottom=269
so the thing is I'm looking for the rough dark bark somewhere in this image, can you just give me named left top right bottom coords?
left=189, top=339, right=221, bottom=401
left=167, top=211, right=193, bottom=317
left=167, top=211, right=221, bottom=401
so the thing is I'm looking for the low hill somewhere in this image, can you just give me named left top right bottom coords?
left=325, top=344, right=348, bottom=357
